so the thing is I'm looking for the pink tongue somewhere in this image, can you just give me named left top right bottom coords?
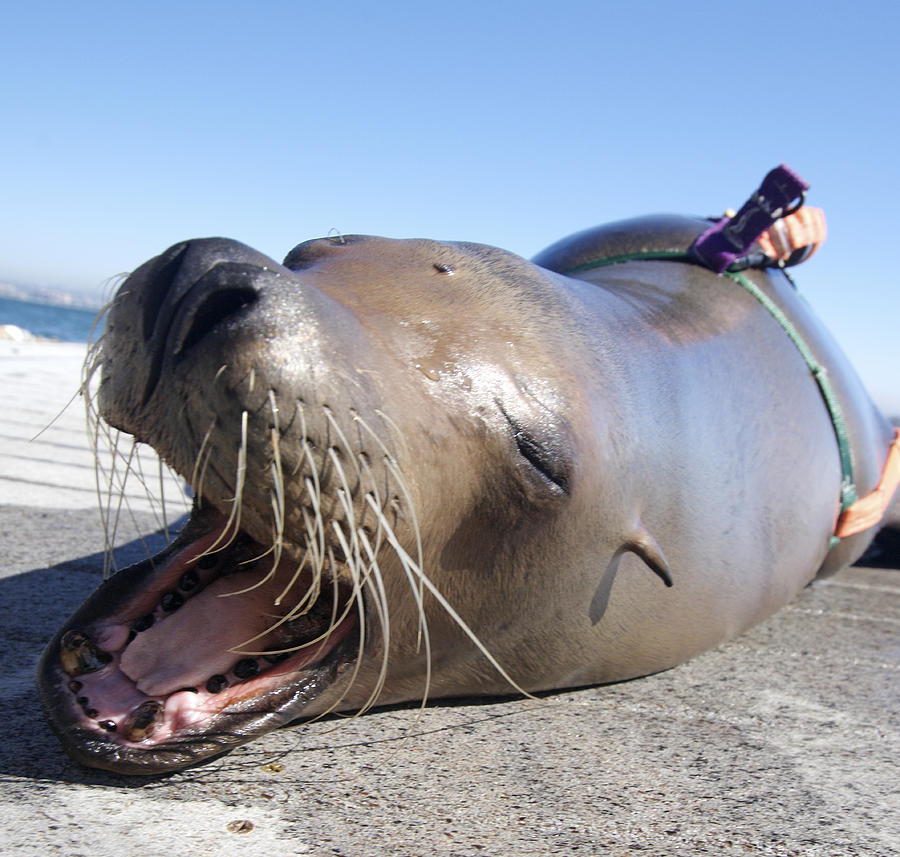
left=119, top=570, right=288, bottom=697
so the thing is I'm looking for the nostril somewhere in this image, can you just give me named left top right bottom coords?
left=176, top=286, right=258, bottom=356
left=142, top=244, right=189, bottom=343
left=139, top=260, right=264, bottom=406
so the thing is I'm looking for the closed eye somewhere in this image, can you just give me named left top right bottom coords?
left=500, top=406, right=571, bottom=495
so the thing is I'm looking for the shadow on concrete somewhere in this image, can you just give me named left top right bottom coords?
left=858, top=524, right=900, bottom=568
left=0, top=506, right=182, bottom=786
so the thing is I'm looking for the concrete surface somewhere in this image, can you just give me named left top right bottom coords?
left=1, top=340, right=897, bottom=856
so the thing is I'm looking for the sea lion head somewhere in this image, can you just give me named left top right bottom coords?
left=38, top=234, right=617, bottom=774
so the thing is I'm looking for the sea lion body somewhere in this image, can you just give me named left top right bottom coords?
left=37, top=215, right=894, bottom=773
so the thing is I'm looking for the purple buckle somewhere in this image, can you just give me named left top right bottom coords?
left=690, top=164, right=810, bottom=273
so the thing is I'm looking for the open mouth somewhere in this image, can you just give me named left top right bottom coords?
left=38, top=505, right=360, bottom=773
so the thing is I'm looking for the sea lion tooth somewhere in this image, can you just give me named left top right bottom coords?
left=122, top=701, right=163, bottom=742
left=59, top=630, right=112, bottom=677
left=205, top=675, right=228, bottom=694
left=179, top=569, right=200, bottom=590
left=132, top=614, right=155, bottom=633
left=232, top=658, right=260, bottom=679
left=160, top=591, right=184, bottom=612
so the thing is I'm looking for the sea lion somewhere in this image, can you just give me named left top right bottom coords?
left=37, top=214, right=896, bottom=774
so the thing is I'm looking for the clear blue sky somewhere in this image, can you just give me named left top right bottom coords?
left=2, top=0, right=898, bottom=412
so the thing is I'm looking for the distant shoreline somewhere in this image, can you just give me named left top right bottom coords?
left=0, top=295, right=101, bottom=343
left=0, top=280, right=102, bottom=312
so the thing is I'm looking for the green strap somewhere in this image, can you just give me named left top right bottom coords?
left=564, top=249, right=692, bottom=274
left=562, top=252, right=858, bottom=541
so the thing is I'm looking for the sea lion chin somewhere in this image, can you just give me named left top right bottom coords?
left=37, top=216, right=896, bottom=774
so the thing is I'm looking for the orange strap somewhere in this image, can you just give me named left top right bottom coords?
left=834, top=428, right=900, bottom=538
left=757, top=206, right=827, bottom=265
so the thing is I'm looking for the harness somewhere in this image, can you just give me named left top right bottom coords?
left=562, top=165, right=900, bottom=546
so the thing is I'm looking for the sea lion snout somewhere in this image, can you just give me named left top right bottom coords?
left=119, top=238, right=292, bottom=405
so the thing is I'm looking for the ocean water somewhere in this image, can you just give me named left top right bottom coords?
left=0, top=296, right=101, bottom=342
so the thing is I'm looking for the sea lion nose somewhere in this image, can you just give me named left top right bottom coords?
left=129, top=238, right=282, bottom=405
left=138, top=238, right=277, bottom=346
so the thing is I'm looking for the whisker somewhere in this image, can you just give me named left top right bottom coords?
left=357, top=411, right=426, bottom=646
left=202, top=409, right=249, bottom=557
left=190, top=418, right=217, bottom=503
left=364, top=493, right=533, bottom=699
left=312, top=544, right=370, bottom=713
left=356, top=528, right=394, bottom=711
left=268, top=390, right=285, bottom=568
left=324, top=406, right=363, bottom=480
left=363, top=495, right=432, bottom=702
left=330, top=448, right=361, bottom=565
